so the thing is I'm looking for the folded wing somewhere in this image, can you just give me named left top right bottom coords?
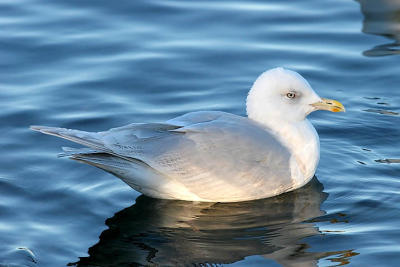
left=32, top=111, right=295, bottom=201
left=100, top=111, right=294, bottom=201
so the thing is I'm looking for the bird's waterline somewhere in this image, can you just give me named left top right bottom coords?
left=1, top=0, right=399, bottom=266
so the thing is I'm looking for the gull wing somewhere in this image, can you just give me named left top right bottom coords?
left=101, top=111, right=295, bottom=201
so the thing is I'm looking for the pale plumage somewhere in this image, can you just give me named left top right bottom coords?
left=31, top=68, right=345, bottom=202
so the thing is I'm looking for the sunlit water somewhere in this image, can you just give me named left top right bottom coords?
left=1, top=0, right=399, bottom=266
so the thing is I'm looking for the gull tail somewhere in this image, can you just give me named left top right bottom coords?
left=30, top=125, right=165, bottom=195
left=30, top=125, right=110, bottom=152
left=58, top=147, right=103, bottom=158
left=57, top=147, right=136, bottom=172
left=70, top=152, right=135, bottom=174
left=68, top=151, right=155, bottom=193
left=30, top=125, right=148, bottom=171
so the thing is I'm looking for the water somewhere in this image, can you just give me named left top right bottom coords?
left=0, top=0, right=399, bottom=266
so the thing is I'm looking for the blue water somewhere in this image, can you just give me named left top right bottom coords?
left=1, top=0, right=399, bottom=266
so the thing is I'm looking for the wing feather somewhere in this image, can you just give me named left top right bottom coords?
left=32, top=112, right=296, bottom=201
left=100, top=112, right=294, bottom=201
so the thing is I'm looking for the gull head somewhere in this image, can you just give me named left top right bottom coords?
left=246, top=67, right=345, bottom=125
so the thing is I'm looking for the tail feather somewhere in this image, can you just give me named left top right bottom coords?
left=31, top=125, right=149, bottom=165
left=30, top=125, right=110, bottom=152
left=30, top=125, right=161, bottom=193
left=58, top=147, right=103, bottom=158
left=71, top=153, right=136, bottom=171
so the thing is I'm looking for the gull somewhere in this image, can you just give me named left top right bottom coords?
left=31, top=68, right=345, bottom=202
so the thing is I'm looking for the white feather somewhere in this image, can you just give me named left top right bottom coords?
left=31, top=68, right=326, bottom=202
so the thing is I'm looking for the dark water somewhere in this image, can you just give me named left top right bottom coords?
left=1, top=0, right=399, bottom=266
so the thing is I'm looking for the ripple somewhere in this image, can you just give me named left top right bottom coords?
left=375, top=158, right=400, bottom=164
left=0, top=0, right=399, bottom=266
left=364, top=108, right=399, bottom=115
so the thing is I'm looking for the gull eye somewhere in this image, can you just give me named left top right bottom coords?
left=286, top=92, right=296, bottom=99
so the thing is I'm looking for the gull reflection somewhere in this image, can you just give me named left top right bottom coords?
left=356, top=0, right=400, bottom=56
left=70, top=178, right=353, bottom=266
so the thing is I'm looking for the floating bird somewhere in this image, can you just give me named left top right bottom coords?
left=31, top=68, right=345, bottom=202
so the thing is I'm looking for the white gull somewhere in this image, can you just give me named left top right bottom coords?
left=31, top=68, right=345, bottom=202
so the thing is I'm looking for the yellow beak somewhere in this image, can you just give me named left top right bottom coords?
left=311, top=98, right=345, bottom=112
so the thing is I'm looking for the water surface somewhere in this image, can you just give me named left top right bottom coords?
left=0, top=0, right=399, bottom=266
